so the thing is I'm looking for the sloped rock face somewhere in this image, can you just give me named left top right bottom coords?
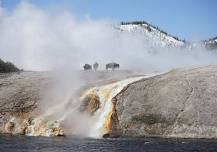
left=114, top=65, right=217, bottom=138
left=1, top=67, right=217, bottom=138
left=0, top=72, right=53, bottom=113
left=0, top=72, right=53, bottom=135
left=80, top=91, right=101, bottom=114
left=0, top=70, right=140, bottom=137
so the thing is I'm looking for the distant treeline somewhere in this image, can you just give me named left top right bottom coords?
left=0, top=59, right=20, bottom=73
left=121, top=21, right=185, bottom=43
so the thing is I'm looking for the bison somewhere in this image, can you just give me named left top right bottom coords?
left=106, top=62, right=119, bottom=71
left=93, top=62, right=99, bottom=70
left=83, top=64, right=92, bottom=70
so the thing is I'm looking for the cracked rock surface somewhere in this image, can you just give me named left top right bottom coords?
left=115, top=65, right=217, bottom=138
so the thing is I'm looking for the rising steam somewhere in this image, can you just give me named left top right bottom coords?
left=0, top=1, right=217, bottom=72
left=1, top=1, right=217, bottom=137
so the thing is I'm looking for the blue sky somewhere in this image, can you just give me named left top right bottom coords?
left=2, top=0, right=217, bottom=40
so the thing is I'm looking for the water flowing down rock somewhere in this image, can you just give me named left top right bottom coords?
left=81, top=76, right=151, bottom=137
left=0, top=70, right=141, bottom=137
left=1, top=66, right=217, bottom=138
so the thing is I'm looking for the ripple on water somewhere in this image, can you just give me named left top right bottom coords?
left=1, top=136, right=217, bottom=152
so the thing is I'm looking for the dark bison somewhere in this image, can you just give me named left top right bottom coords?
left=83, top=64, right=92, bottom=70
left=93, top=62, right=99, bottom=70
left=106, top=62, right=119, bottom=70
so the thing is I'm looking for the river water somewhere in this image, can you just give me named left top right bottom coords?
left=0, top=136, right=217, bottom=152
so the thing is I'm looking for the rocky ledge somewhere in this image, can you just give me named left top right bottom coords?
left=1, top=66, right=217, bottom=138
left=111, top=65, right=217, bottom=138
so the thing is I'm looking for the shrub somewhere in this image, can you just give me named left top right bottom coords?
left=0, top=59, right=20, bottom=73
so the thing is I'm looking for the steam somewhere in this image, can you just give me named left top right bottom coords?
left=1, top=1, right=217, bottom=137
left=0, top=1, right=216, bottom=72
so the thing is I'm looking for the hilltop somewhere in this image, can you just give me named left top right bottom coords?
left=118, top=21, right=217, bottom=50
